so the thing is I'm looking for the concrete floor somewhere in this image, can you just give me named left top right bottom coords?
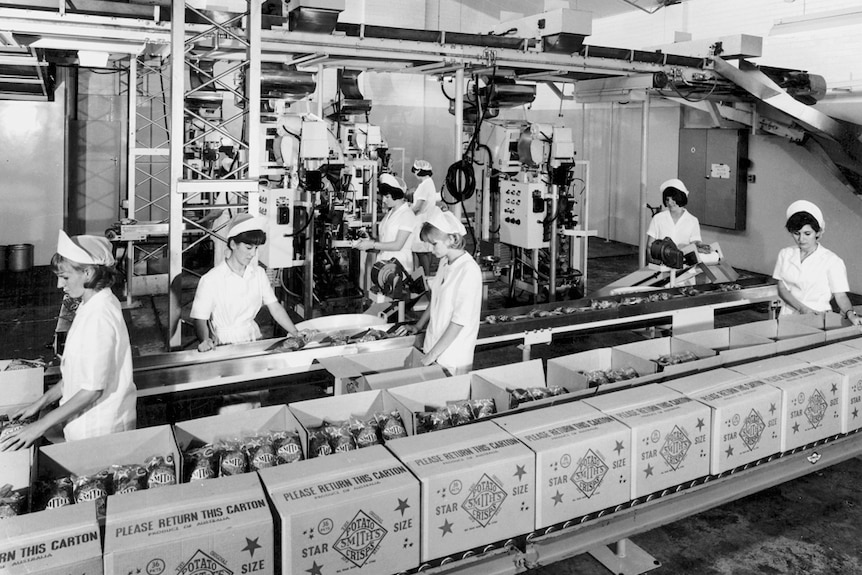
left=3, top=241, right=862, bottom=575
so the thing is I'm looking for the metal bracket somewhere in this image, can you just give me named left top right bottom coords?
left=588, top=538, right=662, bottom=575
left=517, top=328, right=553, bottom=361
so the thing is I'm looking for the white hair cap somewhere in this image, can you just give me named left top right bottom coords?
left=57, top=230, right=115, bottom=266
left=660, top=178, right=689, bottom=196
left=426, top=208, right=467, bottom=236
left=412, top=159, right=432, bottom=172
left=379, top=173, right=405, bottom=191
left=227, top=213, right=267, bottom=240
left=786, top=200, right=825, bottom=230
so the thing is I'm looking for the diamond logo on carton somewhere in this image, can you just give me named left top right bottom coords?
left=804, top=389, right=828, bottom=428
left=740, top=409, right=766, bottom=452
left=177, top=549, right=233, bottom=575
left=461, top=473, right=507, bottom=527
left=659, top=425, right=691, bottom=471
left=333, top=510, right=387, bottom=568
left=570, top=449, right=608, bottom=499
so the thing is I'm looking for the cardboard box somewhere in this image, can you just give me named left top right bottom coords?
left=172, top=405, right=306, bottom=480
left=471, top=359, right=558, bottom=411
left=546, top=348, right=661, bottom=392
left=0, top=501, right=102, bottom=575
left=663, top=369, right=782, bottom=474
left=729, top=356, right=843, bottom=450
left=780, top=312, right=861, bottom=342
left=37, top=425, right=180, bottom=518
left=104, top=473, right=274, bottom=575
left=259, top=445, right=420, bottom=575
left=495, top=402, right=631, bottom=529
left=319, top=347, right=443, bottom=394
left=790, top=344, right=862, bottom=433
left=673, top=327, right=777, bottom=366
left=289, top=389, right=413, bottom=456
left=611, top=337, right=720, bottom=377
left=363, top=365, right=447, bottom=392
left=584, top=386, right=712, bottom=499
left=386, top=421, right=535, bottom=562
left=0, top=361, right=43, bottom=501
left=730, top=319, right=825, bottom=353
left=385, top=375, right=502, bottom=435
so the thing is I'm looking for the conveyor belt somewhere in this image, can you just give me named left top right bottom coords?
left=133, top=335, right=417, bottom=397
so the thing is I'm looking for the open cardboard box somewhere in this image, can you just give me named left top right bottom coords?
left=386, top=420, right=535, bottom=563
left=584, top=385, right=712, bottom=499
left=495, top=402, right=632, bottom=529
left=259, top=444, right=420, bottom=575
left=610, top=337, right=720, bottom=377
left=781, top=310, right=862, bottom=343
left=104, top=472, right=274, bottom=575
left=318, top=347, right=442, bottom=394
left=288, top=389, right=412, bottom=457
left=0, top=501, right=102, bottom=575
left=37, top=425, right=180, bottom=520
left=385, top=374, right=503, bottom=435
left=0, top=360, right=43, bottom=503
left=172, top=404, right=306, bottom=481
left=663, top=369, right=782, bottom=474
left=729, top=356, right=843, bottom=451
left=546, top=347, right=660, bottom=392
left=730, top=319, right=825, bottom=354
left=790, top=343, right=862, bottom=434
left=471, top=359, right=564, bottom=411
left=673, top=327, right=777, bottom=366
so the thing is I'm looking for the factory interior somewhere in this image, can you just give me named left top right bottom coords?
left=3, top=0, right=862, bottom=574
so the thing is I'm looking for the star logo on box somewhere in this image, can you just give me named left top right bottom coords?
left=659, top=425, right=691, bottom=471
left=739, top=408, right=766, bottom=452
left=804, top=389, right=828, bottom=428
left=461, top=473, right=507, bottom=527
left=333, top=510, right=387, bottom=568
left=570, top=449, right=608, bottom=499
left=176, top=550, right=232, bottom=575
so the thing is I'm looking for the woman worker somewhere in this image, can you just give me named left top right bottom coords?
left=773, top=200, right=862, bottom=325
left=646, top=178, right=710, bottom=267
left=407, top=210, right=482, bottom=375
left=0, top=231, right=136, bottom=450
left=191, top=213, right=299, bottom=352
left=355, top=173, right=418, bottom=273
left=409, top=159, right=441, bottom=277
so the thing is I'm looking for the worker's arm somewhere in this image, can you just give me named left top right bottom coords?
left=9, top=381, right=63, bottom=422
left=407, top=307, right=432, bottom=336
left=421, top=321, right=463, bottom=366
left=833, top=292, right=862, bottom=327
left=411, top=198, right=426, bottom=215
left=374, top=229, right=412, bottom=252
left=266, top=301, right=299, bottom=337
left=0, top=388, right=102, bottom=451
left=777, top=282, right=818, bottom=315
left=194, top=318, right=215, bottom=352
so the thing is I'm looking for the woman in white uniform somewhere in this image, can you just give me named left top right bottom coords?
left=407, top=210, right=482, bottom=375
left=0, top=231, right=137, bottom=450
left=646, top=178, right=710, bottom=269
left=773, top=200, right=862, bottom=325
left=409, top=159, right=441, bottom=277
left=191, top=214, right=299, bottom=352
left=356, top=173, right=418, bottom=273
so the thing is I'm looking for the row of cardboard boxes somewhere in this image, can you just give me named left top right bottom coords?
left=2, top=319, right=862, bottom=575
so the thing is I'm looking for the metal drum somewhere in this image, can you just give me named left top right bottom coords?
left=8, top=243, right=33, bottom=272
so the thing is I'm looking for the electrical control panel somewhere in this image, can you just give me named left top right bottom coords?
left=258, top=187, right=305, bottom=268
left=498, top=180, right=548, bottom=250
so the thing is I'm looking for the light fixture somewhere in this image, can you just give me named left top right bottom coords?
left=12, top=34, right=145, bottom=55
left=770, top=8, right=862, bottom=35
left=77, top=50, right=110, bottom=68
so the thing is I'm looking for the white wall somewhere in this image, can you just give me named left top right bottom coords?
left=0, top=81, right=66, bottom=266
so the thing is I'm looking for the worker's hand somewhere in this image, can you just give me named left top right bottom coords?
left=401, top=324, right=421, bottom=336
left=197, top=338, right=215, bottom=352
left=0, top=421, right=46, bottom=452
left=420, top=353, right=437, bottom=367
left=9, top=401, right=41, bottom=422
left=355, top=239, right=375, bottom=251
